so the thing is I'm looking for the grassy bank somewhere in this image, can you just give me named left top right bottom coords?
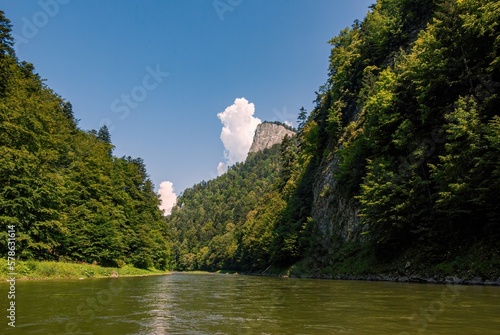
left=0, top=259, right=168, bottom=280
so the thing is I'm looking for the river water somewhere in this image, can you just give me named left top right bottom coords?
left=1, top=273, right=499, bottom=334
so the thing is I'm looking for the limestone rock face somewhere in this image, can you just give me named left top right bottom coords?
left=311, top=152, right=361, bottom=246
left=249, top=122, right=295, bottom=154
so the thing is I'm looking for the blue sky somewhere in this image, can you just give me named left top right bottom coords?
left=3, top=0, right=373, bottom=201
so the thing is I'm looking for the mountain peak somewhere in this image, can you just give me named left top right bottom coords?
left=249, top=122, right=296, bottom=154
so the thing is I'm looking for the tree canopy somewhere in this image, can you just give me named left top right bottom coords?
left=0, top=11, right=169, bottom=269
left=166, top=0, right=500, bottom=277
left=1, top=0, right=499, bottom=278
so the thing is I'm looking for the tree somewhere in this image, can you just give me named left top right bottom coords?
left=62, top=101, right=76, bottom=124
left=0, top=10, right=14, bottom=57
left=297, top=107, right=308, bottom=131
left=97, top=125, right=111, bottom=143
left=0, top=10, right=170, bottom=268
left=97, top=125, right=113, bottom=155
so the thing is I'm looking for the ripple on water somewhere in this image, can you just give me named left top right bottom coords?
left=5, top=274, right=500, bottom=334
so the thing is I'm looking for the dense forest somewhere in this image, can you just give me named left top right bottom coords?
left=0, top=11, right=169, bottom=270
left=167, top=145, right=285, bottom=271
left=1, top=0, right=499, bottom=279
left=167, top=0, right=500, bottom=278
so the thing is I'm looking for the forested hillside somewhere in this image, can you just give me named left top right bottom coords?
left=2, top=0, right=499, bottom=280
left=167, top=0, right=500, bottom=279
left=166, top=144, right=288, bottom=271
left=0, top=11, right=169, bottom=269
left=302, top=0, right=500, bottom=277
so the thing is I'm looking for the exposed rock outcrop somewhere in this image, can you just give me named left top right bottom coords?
left=311, top=150, right=361, bottom=246
left=249, top=122, right=295, bottom=154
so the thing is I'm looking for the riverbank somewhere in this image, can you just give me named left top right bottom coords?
left=0, top=259, right=168, bottom=280
left=258, top=241, right=499, bottom=286
left=256, top=258, right=500, bottom=286
left=243, top=266, right=500, bottom=286
left=286, top=272, right=500, bottom=286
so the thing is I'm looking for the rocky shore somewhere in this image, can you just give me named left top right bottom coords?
left=287, top=273, right=500, bottom=286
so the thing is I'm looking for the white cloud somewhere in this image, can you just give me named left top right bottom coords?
left=217, top=162, right=228, bottom=176
left=158, top=181, right=177, bottom=216
left=217, top=97, right=261, bottom=175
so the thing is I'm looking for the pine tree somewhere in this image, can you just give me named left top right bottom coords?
left=0, top=10, right=14, bottom=57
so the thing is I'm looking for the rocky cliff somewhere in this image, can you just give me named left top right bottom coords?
left=249, top=122, right=295, bottom=154
left=311, top=150, right=361, bottom=245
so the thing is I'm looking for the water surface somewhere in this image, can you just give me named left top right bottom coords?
left=1, top=273, right=499, bottom=334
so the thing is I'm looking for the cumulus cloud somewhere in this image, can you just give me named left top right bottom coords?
left=158, top=181, right=177, bottom=216
left=217, top=98, right=261, bottom=175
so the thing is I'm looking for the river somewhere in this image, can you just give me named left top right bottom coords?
left=2, top=273, right=499, bottom=334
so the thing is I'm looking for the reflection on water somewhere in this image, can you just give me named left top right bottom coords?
left=1, top=273, right=499, bottom=334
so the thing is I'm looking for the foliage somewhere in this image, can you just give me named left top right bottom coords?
left=0, top=11, right=169, bottom=270
left=167, top=0, right=499, bottom=274
left=166, top=145, right=286, bottom=271
left=2, top=0, right=499, bottom=277
left=311, top=0, right=500, bottom=259
left=0, top=259, right=166, bottom=280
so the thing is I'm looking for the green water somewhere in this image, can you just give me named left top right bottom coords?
left=1, top=273, right=499, bottom=334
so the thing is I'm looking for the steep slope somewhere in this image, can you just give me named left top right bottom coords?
left=165, top=0, right=500, bottom=281
left=166, top=145, right=284, bottom=270
left=249, top=122, right=295, bottom=153
left=166, top=121, right=296, bottom=271
left=0, top=11, right=169, bottom=269
left=297, top=0, right=500, bottom=279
